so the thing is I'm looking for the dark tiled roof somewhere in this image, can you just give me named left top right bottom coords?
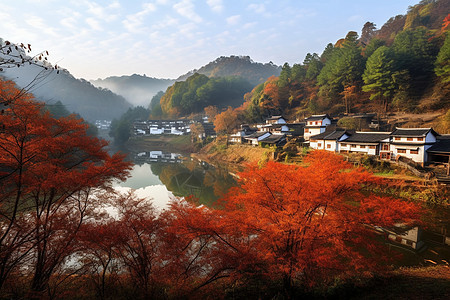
left=390, top=128, right=437, bottom=137
left=287, top=123, right=305, bottom=128
left=438, top=135, right=450, bottom=140
left=427, top=139, right=450, bottom=154
left=310, top=129, right=348, bottom=141
left=245, top=132, right=270, bottom=139
left=344, top=132, right=390, bottom=143
left=260, top=134, right=286, bottom=144
left=266, top=115, right=285, bottom=121
left=305, top=114, right=330, bottom=121
left=286, top=123, right=305, bottom=136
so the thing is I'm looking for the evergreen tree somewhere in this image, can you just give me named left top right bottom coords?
left=317, top=32, right=364, bottom=105
left=435, top=32, right=450, bottom=83
left=362, top=46, right=396, bottom=112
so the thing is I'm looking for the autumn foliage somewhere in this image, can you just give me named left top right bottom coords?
left=0, top=79, right=423, bottom=298
left=0, top=79, right=132, bottom=297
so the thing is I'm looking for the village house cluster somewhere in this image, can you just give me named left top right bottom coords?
left=132, top=119, right=192, bottom=135
left=230, top=114, right=450, bottom=167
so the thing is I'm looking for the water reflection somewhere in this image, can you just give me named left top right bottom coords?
left=115, top=151, right=237, bottom=208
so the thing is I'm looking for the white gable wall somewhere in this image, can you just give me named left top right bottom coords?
left=305, top=127, right=325, bottom=140
left=391, top=144, right=426, bottom=163
left=425, top=131, right=437, bottom=143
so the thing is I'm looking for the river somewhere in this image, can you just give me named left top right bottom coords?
left=113, top=149, right=238, bottom=209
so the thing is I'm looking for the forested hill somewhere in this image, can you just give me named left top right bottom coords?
left=155, top=73, right=253, bottom=117
left=227, top=0, right=450, bottom=130
left=176, top=55, right=281, bottom=86
left=91, top=74, right=175, bottom=107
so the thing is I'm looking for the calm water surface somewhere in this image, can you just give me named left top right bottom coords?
left=114, top=150, right=237, bottom=209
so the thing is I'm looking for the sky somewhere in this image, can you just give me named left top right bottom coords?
left=0, top=0, right=419, bottom=80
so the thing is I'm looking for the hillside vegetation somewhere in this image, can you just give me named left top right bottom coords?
left=155, top=73, right=253, bottom=117
left=176, top=55, right=281, bottom=85
left=237, top=0, right=450, bottom=124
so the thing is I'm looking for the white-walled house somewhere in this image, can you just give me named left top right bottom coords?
left=304, top=114, right=332, bottom=141
left=309, top=127, right=441, bottom=166
left=229, top=125, right=258, bottom=144
left=260, top=123, right=290, bottom=133
left=243, top=132, right=272, bottom=146
left=389, top=128, right=438, bottom=165
left=310, top=129, right=350, bottom=152
left=265, top=116, right=287, bottom=125
left=339, top=132, right=391, bottom=156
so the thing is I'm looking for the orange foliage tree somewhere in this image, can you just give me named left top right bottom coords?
left=213, top=106, right=240, bottom=147
left=58, top=151, right=421, bottom=298
left=0, top=79, right=132, bottom=296
left=171, top=151, right=421, bottom=296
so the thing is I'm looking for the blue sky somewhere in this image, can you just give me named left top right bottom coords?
left=0, top=0, right=418, bottom=80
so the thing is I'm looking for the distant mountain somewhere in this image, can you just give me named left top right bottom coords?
left=91, top=74, right=175, bottom=107
left=177, top=55, right=281, bottom=86
left=0, top=42, right=131, bottom=122
left=2, top=66, right=131, bottom=122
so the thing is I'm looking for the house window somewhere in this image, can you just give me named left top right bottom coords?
left=407, top=137, right=413, bottom=141
left=417, top=137, right=424, bottom=141
left=305, top=129, right=309, bottom=133
left=318, top=143, right=322, bottom=148
left=397, top=149, right=406, bottom=154
left=315, top=121, right=318, bottom=125
left=410, top=149, right=419, bottom=154
left=351, top=144, right=356, bottom=148
left=382, top=144, right=389, bottom=151
left=360, top=145, right=366, bottom=149
left=341, top=143, right=347, bottom=147
left=394, top=137, right=401, bottom=141
left=369, top=146, right=376, bottom=149
left=327, top=144, right=331, bottom=149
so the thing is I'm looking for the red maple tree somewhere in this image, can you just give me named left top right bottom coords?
left=172, top=151, right=422, bottom=296
left=0, top=79, right=132, bottom=296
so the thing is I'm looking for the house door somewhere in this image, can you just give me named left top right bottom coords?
left=380, top=152, right=390, bottom=160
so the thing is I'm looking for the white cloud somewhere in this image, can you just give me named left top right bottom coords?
left=86, top=17, right=103, bottom=31
left=151, top=16, right=179, bottom=30
left=108, top=0, right=120, bottom=10
left=248, top=3, right=266, bottom=14
left=178, top=22, right=199, bottom=39
left=142, top=2, right=157, bottom=12
left=348, top=15, right=364, bottom=23
left=226, top=15, right=241, bottom=26
left=207, top=0, right=223, bottom=13
left=60, top=17, right=78, bottom=29
left=80, top=0, right=120, bottom=22
left=123, top=3, right=157, bottom=33
left=25, top=15, right=59, bottom=37
left=173, top=0, right=202, bottom=23
left=243, top=22, right=257, bottom=30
